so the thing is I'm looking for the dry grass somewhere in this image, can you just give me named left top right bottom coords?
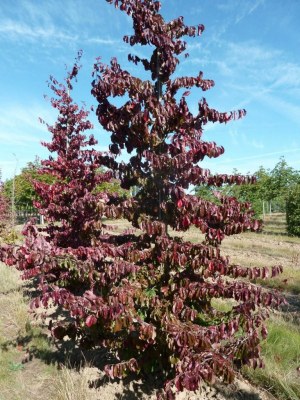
left=0, top=359, right=54, bottom=400
left=0, top=262, right=98, bottom=400
left=0, top=262, right=57, bottom=400
left=0, top=292, right=29, bottom=341
left=0, top=265, right=29, bottom=342
left=220, top=234, right=300, bottom=294
left=0, top=262, right=21, bottom=294
left=52, top=364, right=96, bottom=400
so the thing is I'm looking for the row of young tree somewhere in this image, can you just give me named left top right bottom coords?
left=195, top=158, right=300, bottom=235
left=5, top=156, right=300, bottom=229
left=0, top=1, right=287, bottom=398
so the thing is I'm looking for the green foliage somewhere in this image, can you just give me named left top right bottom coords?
left=3, top=158, right=54, bottom=209
left=286, top=184, right=300, bottom=237
left=194, top=185, right=218, bottom=203
left=94, top=168, right=130, bottom=197
left=265, top=158, right=300, bottom=213
left=195, top=158, right=300, bottom=217
left=0, top=177, right=12, bottom=241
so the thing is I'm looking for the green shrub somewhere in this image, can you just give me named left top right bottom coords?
left=286, top=184, right=300, bottom=236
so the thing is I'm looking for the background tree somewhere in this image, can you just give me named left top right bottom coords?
left=269, top=157, right=299, bottom=212
left=0, top=175, right=10, bottom=240
left=3, top=157, right=55, bottom=210
left=93, top=166, right=130, bottom=197
left=240, top=161, right=300, bottom=216
left=286, top=184, right=300, bottom=236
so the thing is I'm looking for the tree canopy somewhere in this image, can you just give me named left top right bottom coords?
left=3, top=158, right=54, bottom=209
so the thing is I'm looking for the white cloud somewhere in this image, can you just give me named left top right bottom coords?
left=0, top=103, right=49, bottom=128
left=0, top=103, right=53, bottom=148
left=0, top=132, right=39, bottom=146
left=258, top=93, right=300, bottom=126
left=229, top=130, right=264, bottom=149
left=0, top=20, right=78, bottom=43
left=186, top=37, right=300, bottom=125
left=216, top=0, right=265, bottom=24
left=235, top=0, right=265, bottom=24
left=86, top=37, right=119, bottom=46
left=226, top=41, right=280, bottom=65
left=271, top=62, right=300, bottom=89
left=225, top=148, right=300, bottom=163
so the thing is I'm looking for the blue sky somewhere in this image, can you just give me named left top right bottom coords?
left=1, top=0, right=300, bottom=181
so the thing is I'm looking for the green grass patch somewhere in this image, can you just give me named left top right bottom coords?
left=260, top=274, right=300, bottom=295
left=243, top=316, right=300, bottom=400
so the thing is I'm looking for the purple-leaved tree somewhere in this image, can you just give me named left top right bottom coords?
left=89, top=0, right=285, bottom=398
left=34, top=54, right=113, bottom=248
left=0, top=55, right=135, bottom=346
left=0, top=2, right=286, bottom=399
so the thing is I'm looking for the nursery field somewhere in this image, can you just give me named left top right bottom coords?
left=0, top=213, right=299, bottom=400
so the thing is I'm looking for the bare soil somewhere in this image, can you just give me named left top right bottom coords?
left=79, top=370, right=277, bottom=400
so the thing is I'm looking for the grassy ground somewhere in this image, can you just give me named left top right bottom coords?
left=0, top=213, right=299, bottom=400
left=243, top=316, right=300, bottom=400
left=0, top=263, right=56, bottom=400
